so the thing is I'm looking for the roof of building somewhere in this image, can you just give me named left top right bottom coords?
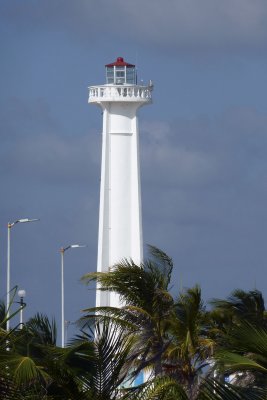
left=105, top=57, right=135, bottom=68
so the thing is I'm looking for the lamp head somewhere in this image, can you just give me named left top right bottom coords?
left=9, top=218, right=40, bottom=227
left=18, top=218, right=39, bottom=223
left=61, top=244, right=87, bottom=252
left=18, top=289, right=26, bottom=298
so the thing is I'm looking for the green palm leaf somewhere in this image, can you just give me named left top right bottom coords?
left=0, top=353, right=50, bottom=386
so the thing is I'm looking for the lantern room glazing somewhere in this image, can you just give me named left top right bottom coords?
left=105, top=57, right=137, bottom=85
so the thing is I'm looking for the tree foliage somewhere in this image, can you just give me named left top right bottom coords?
left=1, top=248, right=267, bottom=399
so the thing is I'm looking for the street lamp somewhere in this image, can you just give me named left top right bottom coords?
left=7, top=218, right=39, bottom=331
left=17, top=289, right=26, bottom=329
left=60, top=244, right=86, bottom=347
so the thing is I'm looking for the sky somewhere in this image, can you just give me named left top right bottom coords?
left=1, top=0, right=267, bottom=342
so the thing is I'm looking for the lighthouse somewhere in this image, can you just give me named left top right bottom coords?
left=89, top=57, right=153, bottom=309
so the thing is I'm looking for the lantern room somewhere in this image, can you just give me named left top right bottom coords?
left=105, top=57, right=136, bottom=85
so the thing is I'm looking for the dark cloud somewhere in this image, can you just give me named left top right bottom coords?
left=2, top=0, right=267, bottom=53
left=1, top=132, right=100, bottom=184
left=0, top=96, right=100, bottom=184
left=140, top=107, right=267, bottom=298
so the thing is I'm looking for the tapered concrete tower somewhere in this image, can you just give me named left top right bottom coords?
left=89, top=57, right=153, bottom=308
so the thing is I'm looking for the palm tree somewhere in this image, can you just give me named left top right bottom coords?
left=81, top=248, right=215, bottom=398
left=1, top=258, right=265, bottom=398
left=162, top=285, right=214, bottom=398
left=83, top=248, right=215, bottom=397
left=73, top=319, right=138, bottom=399
left=82, top=246, right=175, bottom=381
left=82, top=248, right=267, bottom=399
left=0, top=312, right=87, bottom=399
left=25, top=312, right=57, bottom=345
left=206, top=289, right=267, bottom=398
left=213, top=321, right=267, bottom=396
left=210, top=289, right=267, bottom=336
left=209, top=289, right=267, bottom=358
left=0, top=308, right=141, bottom=399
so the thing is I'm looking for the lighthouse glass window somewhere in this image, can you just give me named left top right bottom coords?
left=106, top=67, right=114, bottom=84
left=115, top=67, right=125, bottom=84
left=126, top=67, right=136, bottom=84
left=105, top=65, right=136, bottom=85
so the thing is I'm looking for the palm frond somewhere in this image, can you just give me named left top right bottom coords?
left=121, top=376, right=188, bottom=400
left=215, top=351, right=267, bottom=373
left=0, top=352, right=51, bottom=386
left=198, top=378, right=267, bottom=400
left=25, top=312, right=57, bottom=345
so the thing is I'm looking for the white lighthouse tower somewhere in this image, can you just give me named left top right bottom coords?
left=89, top=57, right=153, bottom=309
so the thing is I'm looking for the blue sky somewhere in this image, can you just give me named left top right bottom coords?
left=1, top=0, right=267, bottom=341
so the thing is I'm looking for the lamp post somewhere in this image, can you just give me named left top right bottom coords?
left=17, top=289, right=26, bottom=329
left=60, top=244, right=86, bottom=347
left=7, top=218, right=39, bottom=331
left=65, top=320, right=71, bottom=345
